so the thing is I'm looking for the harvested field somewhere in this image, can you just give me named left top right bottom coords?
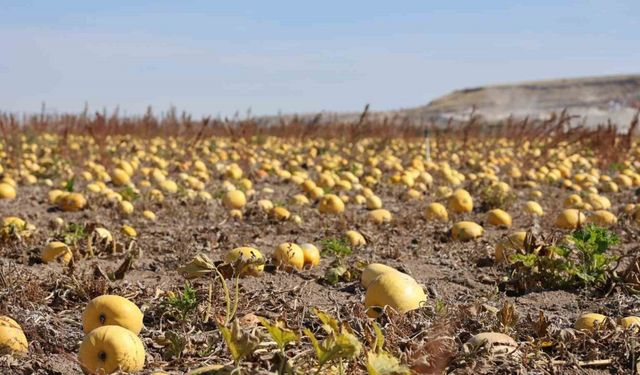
left=1, top=112, right=640, bottom=374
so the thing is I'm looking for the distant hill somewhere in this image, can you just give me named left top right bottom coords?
left=400, top=74, right=640, bottom=128
left=270, top=74, right=640, bottom=129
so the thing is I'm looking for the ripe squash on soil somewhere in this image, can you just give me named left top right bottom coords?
left=41, top=241, right=73, bottom=265
left=574, top=313, right=607, bottom=331
left=318, top=194, right=345, bottom=214
left=360, top=263, right=417, bottom=288
left=300, top=243, right=320, bottom=267
left=57, top=192, right=87, bottom=212
left=466, top=332, right=518, bottom=357
left=451, top=221, right=484, bottom=241
left=274, top=243, right=305, bottom=271
left=487, top=209, right=512, bottom=228
left=224, top=247, right=265, bottom=276
left=619, top=316, right=640, bottom=330
left=368, top=209, right=392, bottom=224
left=448, top=189, right=473, bottom=214
left=364, top=271, right=426, bottom=318
left=0, top=183, right=16, bottom=199
left=361, top=264, right=393, bottom=288
left=82, top=295, right=144, bottom=335
left=366, top=195, right=383, bottom=210
left=222, top=190, right=246, bottom=210
left=0, top=316, right=28, bottom=355
left=555, top=209, right=586, bottom=229
left=524, top=201, right=544, bottom=216
left=424, top=202, right=448, bottom=222
left=345, top=230, right=366, bottom=247
left=78, top=325, right=145, bottom=374
left=586, top=210, right=617, bottom=227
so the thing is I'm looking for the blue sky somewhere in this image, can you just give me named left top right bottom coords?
left=1, top=1, right=639, bottom=117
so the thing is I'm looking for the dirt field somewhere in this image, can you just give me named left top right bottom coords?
left=1, top=115, right=639, bottom=374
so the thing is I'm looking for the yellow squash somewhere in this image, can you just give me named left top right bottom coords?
left=224, top=247, right=265, bottom=276
left=222, top=190, right=246, bottom=210
left=300, top=243, right=320, bottom=267
left=41, top=241, right=73, bottom=265
left=555, top=209, right=586, bottom=230
left=448, top=189, right=473, bottom=214
left=364, top=271, right=426, bottom=318
left=82, top=295, right=144, bottom=334
left=0, top=316, right=28, bottom=354
left=574, top=313, right=607, bottom=331
left=78, top=325, right=145, bottom=374
left=451, top=221, right=484, bottom=241
left=274, top=243, right=305, bottom=271
left=318, top=194, right=345, bottom=214
left=424, top=202, right=448, bottom=222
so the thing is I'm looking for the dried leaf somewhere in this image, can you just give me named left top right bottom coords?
left=325, top=265, right=348, bottom=285
left=218, top=319, right=260, bottom=362
left=527, top=310, right=550, bottom=338
left=112, top=253, right=134, bottom=280
left=623, top=255, right=640, bottom=292
left=92, top=264, right=110, bottom=281
left=178, top=253, right=216, bottom=279
left=367, top=351, right=411, bottom=375
left=334, top=328, right=362, bottom=359
left=187, top=364, right=234, bottom=375
left=240, top=313, right=261, bottom=327
left=162, top=331, right=187, bottom=360
left=497, top=301, right=518, bottom=331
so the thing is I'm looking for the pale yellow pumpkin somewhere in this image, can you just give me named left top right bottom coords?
left=82, top=295, right=144, bottom=334
left=364, top=272, right=426, bottom=318
left=78, top=325, right=145, bottom=374
left=274, top=243, right=305, bottom=271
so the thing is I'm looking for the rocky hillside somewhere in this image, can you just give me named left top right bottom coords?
left=401, top=74, right=640, bottom=129
left=267, top=74, right=640, bottom=130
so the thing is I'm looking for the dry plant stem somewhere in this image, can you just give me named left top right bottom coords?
left=212, top=265, right=240, bottom=325
left=205, top=281, right=213, bottom=323
left=550, top=359, right=612, bottom=367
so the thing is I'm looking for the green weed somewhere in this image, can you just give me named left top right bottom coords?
left=320, top=237, right=352, bottom=257
left=508, top=225, right=619, bottom=292
left=166, top=282, right=199, bottom=321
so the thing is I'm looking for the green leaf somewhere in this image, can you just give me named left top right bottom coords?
left=258, top=317, right=298, bottom=350
left=61, top=222, right=86, bottom=245
left=325, top=265, right=347, bottom=285
left=575, top=271, right=594, bottom=283
left=334, top=327, right=362, bottom=359
left=120, top=186, right=140, bottom=202
left=305, top=310, right=363, bottom=367
left=371, top=323, right=385, bottom=353
left=511, top=253, right=537, bottom=267
left=64, top=178, right=75, bottom=192
left=319, top=237, right=352, bottom=257
left=572, top=224, right=619, bottom=253
left=166, top=282, right=199, bottom=316
left=304, top=328, right=333, bottom=366
left=366, top=351, right=411, bottom=375
left=314, top=308, right=340, bottom=334
left=552, top=245, right=570, bottom=258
